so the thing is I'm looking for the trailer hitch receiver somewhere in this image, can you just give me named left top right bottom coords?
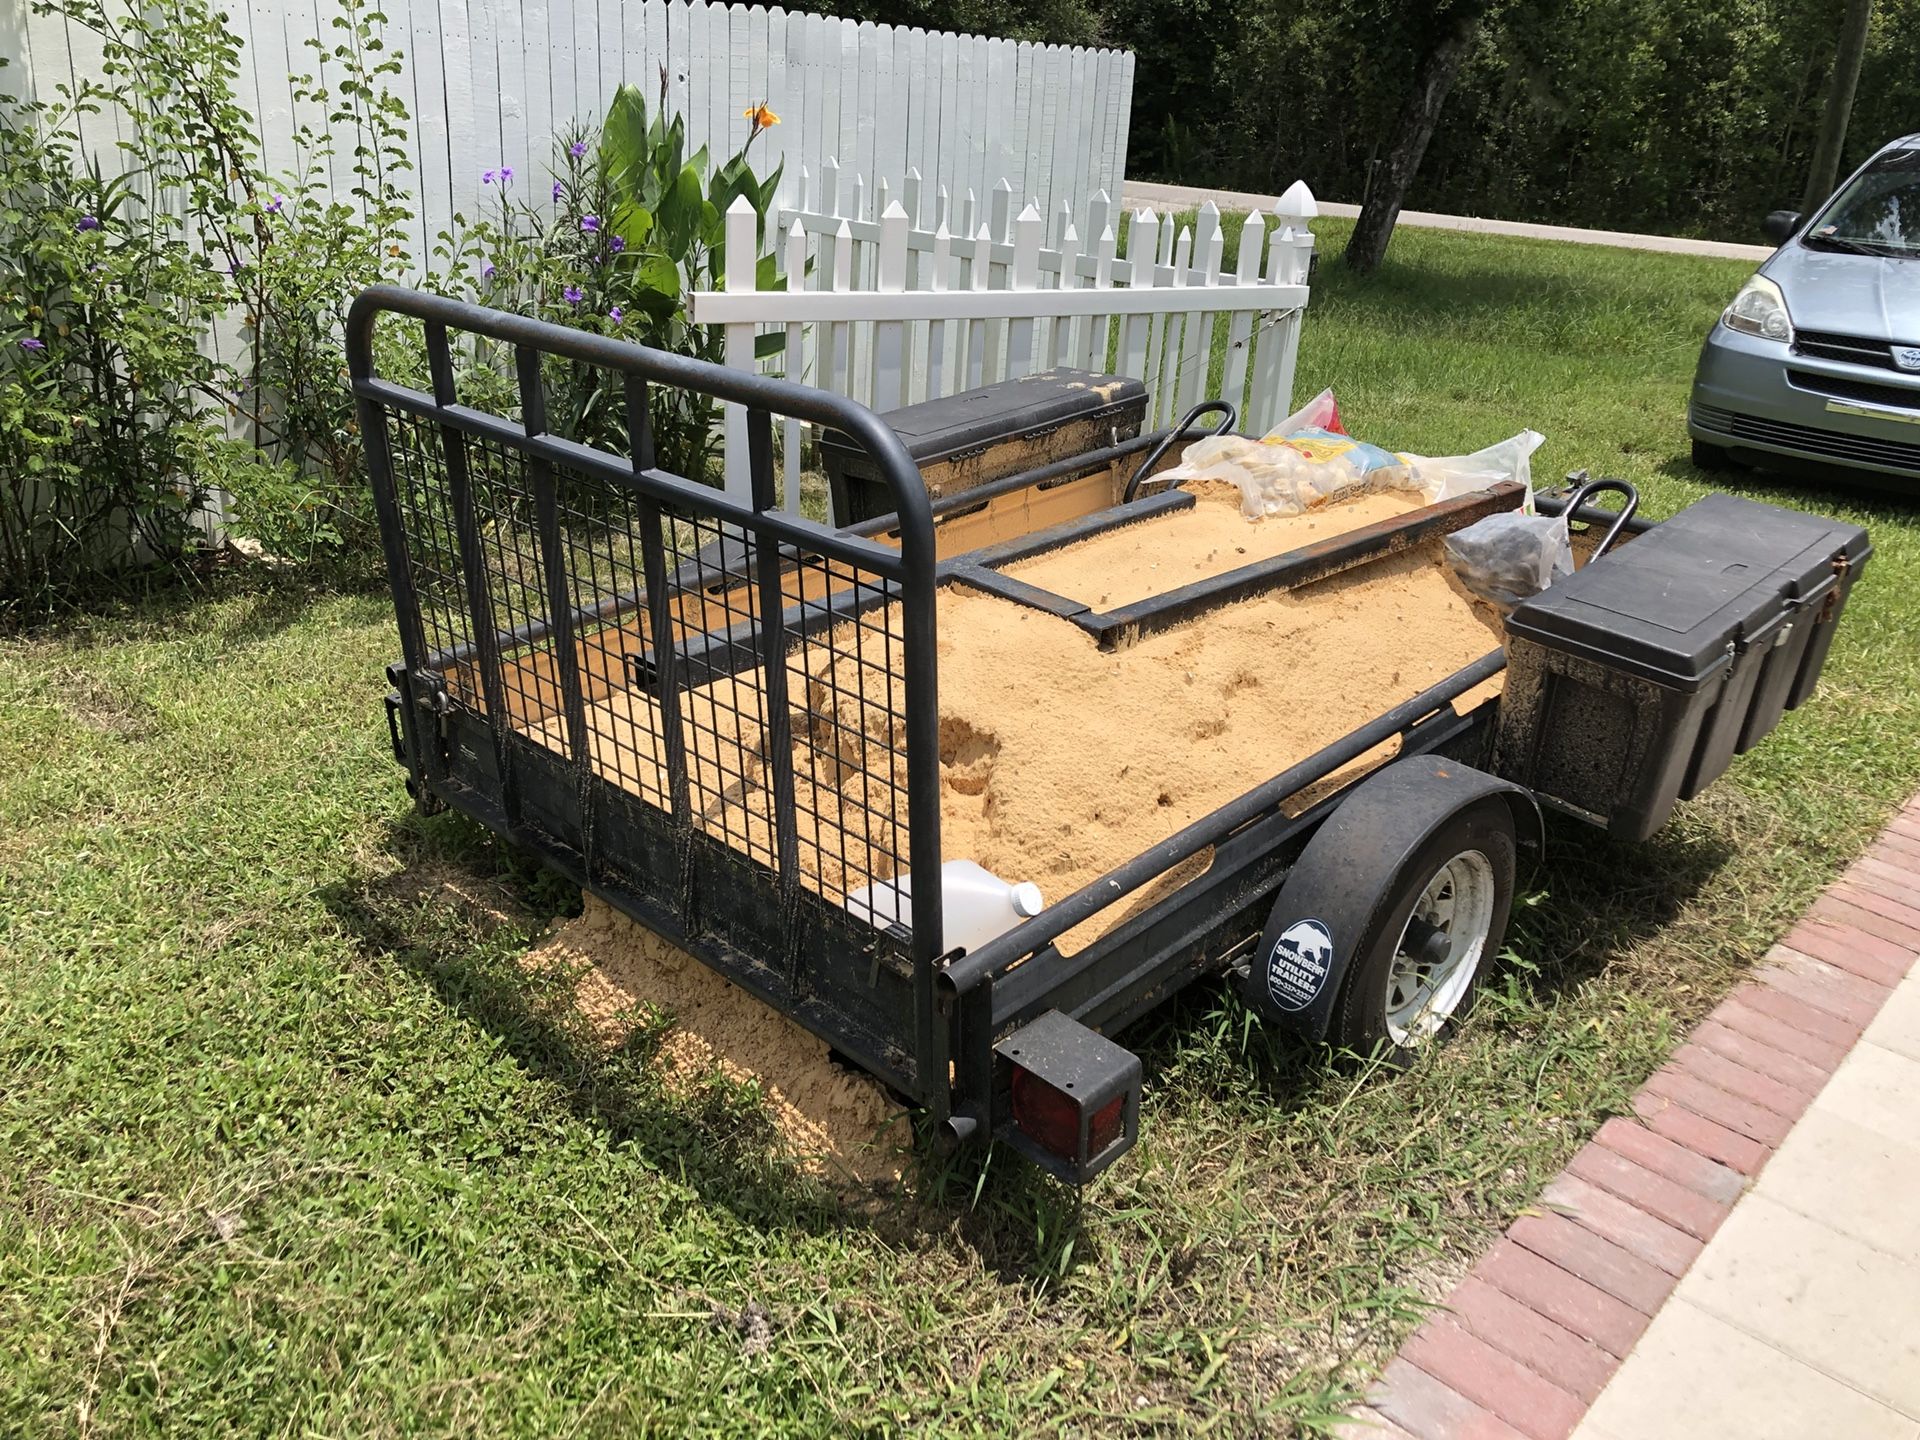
left=994, top=1010, right=1142, bottom=1183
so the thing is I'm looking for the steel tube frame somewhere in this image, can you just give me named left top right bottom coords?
left=347, top=286, right=950, bottom=1103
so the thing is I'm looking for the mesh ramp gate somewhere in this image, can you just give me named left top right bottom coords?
left=349, top=286, right=949, bottom=1108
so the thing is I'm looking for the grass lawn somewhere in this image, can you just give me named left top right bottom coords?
left=4, top=219, right=1917, bottom=1437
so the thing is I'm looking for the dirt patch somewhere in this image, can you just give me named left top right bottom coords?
left=53, top=668, right=159, bottom=740
left=524, top=895, right=909, bottom=1187
left=1003, top=483, right=1425, bottom=611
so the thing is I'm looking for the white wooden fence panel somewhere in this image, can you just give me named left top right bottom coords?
left=703, top=175, right=1317, bottom=511
left=26, top=0, right=1137, bottom=274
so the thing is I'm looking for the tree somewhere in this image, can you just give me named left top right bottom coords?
left=1344, top=1, right=1495, bottom=274
left=1799, top=0, right=1875, bottom=215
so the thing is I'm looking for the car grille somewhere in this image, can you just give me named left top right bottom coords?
left=1792, top=329, right=1910, bottom=371
left=1723, top=411, right=1920, bottom=474
left=1691, top=403, right=1734, bottom=434
left=1788, top=369, right=1920, bottom=410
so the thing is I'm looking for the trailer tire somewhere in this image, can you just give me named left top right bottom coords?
left=1323, top=797, right=1517, bottom=1064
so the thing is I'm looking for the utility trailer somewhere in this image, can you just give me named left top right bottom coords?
left=353, top=287, right=1871, bottom=1184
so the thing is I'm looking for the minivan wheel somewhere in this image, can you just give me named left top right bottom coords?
left=1691, top=437, right=1740, bottom=473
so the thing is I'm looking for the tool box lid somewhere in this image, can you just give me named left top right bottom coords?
left=819, top=369, right=1148, bottom=467
left=1505, top=494, right=1871, bottom=692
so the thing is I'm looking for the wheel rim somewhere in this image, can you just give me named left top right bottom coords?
left=1384, top=849, right=1497, bottom=1047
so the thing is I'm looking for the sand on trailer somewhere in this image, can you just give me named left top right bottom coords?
left=539, top=505, right=1505, bottom=950
left=921, top=545, right=1504, bottom=951
left=524, top=894, right=910, bottom=1186
left=1005, top=482, right=1426, bottom=611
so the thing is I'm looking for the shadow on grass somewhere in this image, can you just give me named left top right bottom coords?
left=2, top=552, right=385, bottom=647
left=311, top=805, right=1160, bottom=1285
left=317, top=808, right=903, bottom=1243
left=1515, top=811, right=1739, bottom=989
left=1656, top=447, right=1920, bottom=522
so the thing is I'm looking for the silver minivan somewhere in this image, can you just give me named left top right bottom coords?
left=1689, top=133, right=1920, bottom=484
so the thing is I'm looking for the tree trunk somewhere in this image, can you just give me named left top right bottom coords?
left=1800, top=0, right=1875, bottom=215
left=1344, top=7, right=1485, bottom=274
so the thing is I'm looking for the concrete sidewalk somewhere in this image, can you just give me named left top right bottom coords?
left=1572, top=948, right=1920, bottom=1440
left=1346, top=794, right=1920, bottom=1440
left=1120, top=181, right=1774, bottom=262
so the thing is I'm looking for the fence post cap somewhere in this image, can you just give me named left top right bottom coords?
left=882, top=200, right=910, bottom=220
left=726, top=194, right=757, bottom=214
left=1274, top=180, right=1318, bottom=219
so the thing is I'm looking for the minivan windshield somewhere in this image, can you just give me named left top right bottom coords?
left=1805, top=146, right=1920, bottom=257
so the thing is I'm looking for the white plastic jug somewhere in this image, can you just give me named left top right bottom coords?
left=845, top=860, right=1044, bottom=954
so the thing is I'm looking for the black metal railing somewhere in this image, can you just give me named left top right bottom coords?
left=348, top=287, right=950, bottom=1103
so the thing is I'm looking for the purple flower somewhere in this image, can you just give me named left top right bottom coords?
left=18, top=337, right=45, bottom=351
left=563, top=285, right=583, bottom=305
left=77, top=214, right=100, bottom=232
left=483, top=169, right=498, bottom=185
left=552, top=181, right=563, bottom=201
left=266, top=194, right=286, bottom=214
left=500, top=167, right=513, bottom=183
left=608, top=234, right=625, bottom=253
left=608, top=305, right=623, bottom=322
left=569, top=140, right=587, bottom=159
left=580, top=215, right=599, bottom=233
left=482, top=261, right=496, bottom=280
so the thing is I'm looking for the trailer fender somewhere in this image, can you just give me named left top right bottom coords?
left=1244, top=757, right=1538, bottom=1041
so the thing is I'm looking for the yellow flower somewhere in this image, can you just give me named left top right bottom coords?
left=742, top=103, right=779, bottom=129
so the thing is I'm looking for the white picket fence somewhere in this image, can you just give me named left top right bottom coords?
left=9, top=0, right=1134, bottom=275
left=692, top=175, right=1319, bottom=510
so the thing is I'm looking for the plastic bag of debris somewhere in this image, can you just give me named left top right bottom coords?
left=1443, top=509, right=1574, bottom=609
left=1161, top=388, right=1545, bottom=519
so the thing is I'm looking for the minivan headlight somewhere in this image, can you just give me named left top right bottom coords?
left=1723, top=274, right=1793, bottom=342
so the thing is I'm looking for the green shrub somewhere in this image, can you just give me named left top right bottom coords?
left=2, top=0, right=786, bottom=605
left=0, top=58, right=251, bottom=608
left=438, top=82, right=785, bottom=483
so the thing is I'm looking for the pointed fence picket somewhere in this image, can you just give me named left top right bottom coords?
left=694, top=172, right=1318, bottom=510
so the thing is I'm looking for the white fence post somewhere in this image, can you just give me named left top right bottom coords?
left=782, top=217, right=807, bottom=511
left=873, top=201, right=909, bottom=411
left=721, top=195, right=757, bottom=506
left=1005, top=204, right=1042, bottom=379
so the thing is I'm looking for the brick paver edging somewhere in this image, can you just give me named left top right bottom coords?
left=1347, top=794, right=1920, bottom=1440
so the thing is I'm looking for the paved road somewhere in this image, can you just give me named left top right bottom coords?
left=1121, top=180, right=1774, bottom=262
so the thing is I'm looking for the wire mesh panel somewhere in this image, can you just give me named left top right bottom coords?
left=349, top=287, right=946, bottom=1103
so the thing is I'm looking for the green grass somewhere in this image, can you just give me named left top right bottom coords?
left=5, top=220, right=1919, bottom=1437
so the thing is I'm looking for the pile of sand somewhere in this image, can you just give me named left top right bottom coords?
left=1005, top=481, right=1424, bottom=610
left=525, top=894, right=909, bottom=1186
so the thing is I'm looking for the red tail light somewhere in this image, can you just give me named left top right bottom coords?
left=1011, top=1066, right=1125, bottom=1161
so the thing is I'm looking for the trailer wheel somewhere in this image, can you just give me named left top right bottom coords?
left=1325, top=798, right=1516, bottom=1062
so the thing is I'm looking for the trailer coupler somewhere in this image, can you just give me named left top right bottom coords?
left=993, top=1010, right=1143, bottom=1183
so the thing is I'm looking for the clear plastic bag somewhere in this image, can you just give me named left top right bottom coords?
left=1400, top=430, right=1545, bottom=506
left=1160, top=387, right=1544, bottom=520
left=1442, top=510, right=1573, bottom=610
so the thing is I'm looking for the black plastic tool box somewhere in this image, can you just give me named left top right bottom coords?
left=1495, top=494, right=1870, bottom=840
left=820, top=368, right=1149, bottom=522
